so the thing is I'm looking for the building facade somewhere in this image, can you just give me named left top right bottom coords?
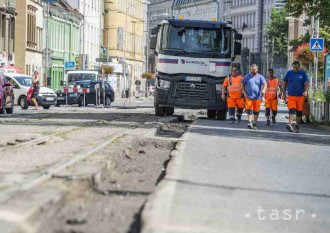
left=103, top=0, right=146, bottom=97
left=0, top=0, right=16, bottom=67
left=68, top=0, right=103, bottom=69
left=223, top=0, right=286, bottom=75
left=15, top=0, right=43, bottom=77
left=44, top=0, right=83, bottom=90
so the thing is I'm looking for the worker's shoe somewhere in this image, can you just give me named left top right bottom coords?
left=237, top=116, right=242, bottom=124
left=286, top=124, right=294, bottom=132
left=247, top=122, right=253, bottom=129
left=295, top=125, right=300, bottom=133
left=253, top=123, right=257, bottom=130
left=266, top=119, right=270, bottom=125
left=272, top=117, right=276, bottom=125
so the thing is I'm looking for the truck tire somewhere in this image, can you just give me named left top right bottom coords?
left=155, top=104, right=165, bottom=116
left=207, top=109, right=217, bottom=119
left=19, top=96, right=29, bottom=110
left=165, top=107, right=174, bottom=116
left=217, top=110, right=227, bottom=120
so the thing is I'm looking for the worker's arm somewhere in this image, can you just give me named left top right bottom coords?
left=278, top=80, right=283, bottom=97
left=303, top=82, right=309, bottom=97
left=221, top=85, right=227, bottom=101
left=282, top=82, right=287, bottom=100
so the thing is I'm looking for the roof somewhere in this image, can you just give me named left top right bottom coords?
left=167, top=19, right=229, bottom=29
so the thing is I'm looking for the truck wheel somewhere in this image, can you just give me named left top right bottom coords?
left=207, top=109, right=217, bottom=119
left=217, top=110, right=227, bottom=120
left=155, top=104, right=165, bottom=116
left=165, top=107, right=174, bottom=116
left=43, top=105, right=51, bottom=110
left=19, top=96, right=29, bottom=110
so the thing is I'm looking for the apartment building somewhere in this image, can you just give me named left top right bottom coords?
left=0, top=0, right=16, bottom=67
left=15, top=0, right=43, bottom=76
left=103, top=0, right=146, bottom=97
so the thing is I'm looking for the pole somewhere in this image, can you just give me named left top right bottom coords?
left=124, top=6, right=128, bottom=99
left=216, top=0, right=220, bottom=21
left=315, top=17, right=320, bottom=89
left=46, top=3, right=50, bottom=87
left=310, top=16, right=314, bottom=90
left=272, top=37, right=275, bottom=68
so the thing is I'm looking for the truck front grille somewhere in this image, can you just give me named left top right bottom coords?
left=176, top=82, right=209, bottom=100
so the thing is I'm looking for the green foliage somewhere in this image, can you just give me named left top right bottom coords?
left=310, top=88, right=330, bottom=102
left=266, top=9, right=289, bottom=59
left=142, top=72, right=154, bottom=79
left=286, top=0, right=330, bottom=26
left=98, top=65, right=114, bottom=75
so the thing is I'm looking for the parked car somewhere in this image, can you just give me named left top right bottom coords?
left=3, top=73, right=57, bottom=110
left=0, top=74, right=14, bottom=114
left=56, top=81, right=115, bottom=107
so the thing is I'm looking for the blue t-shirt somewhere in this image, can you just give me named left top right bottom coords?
left=283, top=70, right=309, bottom=96
left=243, top=74, right=266, bottom=100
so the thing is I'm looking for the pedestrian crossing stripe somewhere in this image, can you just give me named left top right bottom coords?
left=310, top=38, right=324, bottom=52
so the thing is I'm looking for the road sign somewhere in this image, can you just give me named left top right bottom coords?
left=65, top=61, right=75, bottom=70
left=310, top=38, right=324, bottom=52
left=324, top=53, right=330, bottom=90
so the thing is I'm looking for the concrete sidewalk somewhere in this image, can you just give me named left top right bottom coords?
left=142, top=112, right=330, bottom=233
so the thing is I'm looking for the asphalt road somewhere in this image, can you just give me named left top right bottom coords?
left=143, top=107, right=330, bottom=233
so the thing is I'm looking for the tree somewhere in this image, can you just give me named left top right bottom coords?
left=286, top=0, right=330, bottom=26
left=266, top=9, right=289, bottom=59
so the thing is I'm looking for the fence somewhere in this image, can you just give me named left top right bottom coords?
left=310, top=101, right=330, bottom=122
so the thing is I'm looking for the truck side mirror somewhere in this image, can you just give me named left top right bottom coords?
left=235, top=33, right=243, bottom=40
left=150, top=35, right=157, bottom=50
left=234, top=41, right=242, bottom=56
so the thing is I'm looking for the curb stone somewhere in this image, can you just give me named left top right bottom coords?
left=141, top=123, right=192, bottom=233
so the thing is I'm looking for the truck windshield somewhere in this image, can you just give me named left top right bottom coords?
left=163, top=25, right=231, bottom=55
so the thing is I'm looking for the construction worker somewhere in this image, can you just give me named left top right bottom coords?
left=222, top=67, right=244, bottom=124
left=282, top=61, right=309, bottom=133
left=242, top=64, right=267, bottom=129
left=265, top=68, right=282, bottom=125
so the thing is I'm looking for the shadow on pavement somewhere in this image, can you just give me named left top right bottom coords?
left=192, top=118, right=330, bottom=147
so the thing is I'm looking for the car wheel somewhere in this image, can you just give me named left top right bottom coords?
left=0, top=96, right=5, bottom=114
left=217, top=110, right=227, bottom=120
left=207, top=109, right=217, bottom=119
left=165, top=107, right=174, bottom=116
left=19, top=96, right=29, bottom=110
left=78, top=96, right=85, bottom=107
left=6, top=102, right=14, bottom=114
left=43, top=105, right=51, bottom=110
left=155, top=104, right=165, bottom=116
left=105, top=96, right=112, bottom=107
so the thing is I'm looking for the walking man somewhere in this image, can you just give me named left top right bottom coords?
left=222, top=67, right=244, bottom=124
left=242, top=64, right=267, bottom=129
left=265, top=68, right=282, bottom=125
left=282, top=61, right=309, bottom=133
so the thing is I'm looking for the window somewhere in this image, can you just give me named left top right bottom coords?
left=27, top=5, right=37, bottom=49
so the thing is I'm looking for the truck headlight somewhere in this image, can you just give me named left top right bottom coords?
left=158, top=79, right=170, bottom=90
left=216, top=84, right=222, bottom=92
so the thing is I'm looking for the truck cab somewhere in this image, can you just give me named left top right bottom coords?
left=150, top=19, right=242, bottom=119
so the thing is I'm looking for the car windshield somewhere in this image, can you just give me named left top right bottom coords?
left=163, top=25, right=231, bottom=55
left=68, top=73, right=97, bottom=84
left=14, top=76, right=33, bottom=87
